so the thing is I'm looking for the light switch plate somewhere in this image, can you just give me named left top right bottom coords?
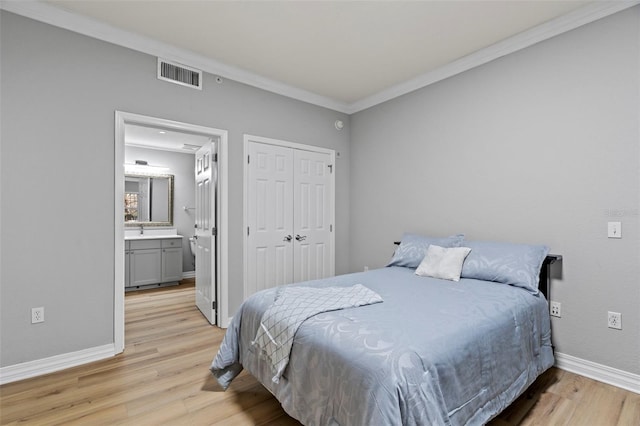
left=607, top=222, right=621, bottom=238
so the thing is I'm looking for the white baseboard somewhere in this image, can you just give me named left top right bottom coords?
left=555, top=352, right=640, bottom=394
left=0, top=344, right=116, bottom=385
left=182, top=271, right=196, bottom=279
left=3, top=344, right=636, bottom=395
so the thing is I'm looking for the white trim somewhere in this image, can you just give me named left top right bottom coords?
left=114, top=112, right=126, bottom=353
left=182, top=271, right=196, bottom=279
left=0, top=344, right=115, bottom=385
left=2, top=344, right=636, bottom=397
left=347, top=1, right=640, bottom=113
left=243, top=137, right=249, bottom=304
left=555, top=352, right=640, bottom=394
left=0, top=1, right=348, bottom=114
left=244, top=134, right=336, bottom=157
left=218, top=133, right=230, bottom=328
left=3, top=1, right=637, bottom=114
left=115, top=112, right=230, bottom=337
left=243, top=134, right=336, bottom=301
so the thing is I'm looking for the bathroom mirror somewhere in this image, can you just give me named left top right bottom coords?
left=124, top=173, right=174, bottom=226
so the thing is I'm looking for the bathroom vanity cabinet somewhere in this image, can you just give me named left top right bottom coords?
left=125, top=236, right=183, bottom=290
left=160, top=238, right=183, bottom=283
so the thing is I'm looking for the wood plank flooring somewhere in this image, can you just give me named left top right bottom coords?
left=1, top=282, right=638, bottom=425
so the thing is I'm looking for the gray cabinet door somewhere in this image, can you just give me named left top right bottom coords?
left=130, top=249, right=162, bottom=286
left=161, top=247, right=183, bottom=283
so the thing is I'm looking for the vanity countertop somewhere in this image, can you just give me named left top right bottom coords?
left=125, top=234, right=183, bottom=241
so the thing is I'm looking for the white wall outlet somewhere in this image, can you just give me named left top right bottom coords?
left=607, top=222, right=622, bottom=238
left=607, top=311, right=622, bottom=330
left=31, top=307, right=44, bottom=324
left=550, top=301, right=561, bottom=317
left=363, top=266, right=369, bottom=272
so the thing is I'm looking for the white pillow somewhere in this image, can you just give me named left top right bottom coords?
left=415, top=245, right=472, bottom=281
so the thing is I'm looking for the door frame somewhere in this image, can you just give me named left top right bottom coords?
left=115, top=111, right=229, bottom=353
left=242, top=134, right=336, bottom=299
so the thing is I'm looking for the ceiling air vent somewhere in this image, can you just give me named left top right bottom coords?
left=181, top=144, right=201, bottom=151
left=157, top=58, right=202, bottom=90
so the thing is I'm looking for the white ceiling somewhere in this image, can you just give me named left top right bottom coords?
left=5, top=1, right=636, bottom=112
left=46, top=0, right=595, bottom=104
left=126, top=124, right=213, bottom=153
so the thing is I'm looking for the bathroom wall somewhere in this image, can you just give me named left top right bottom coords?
left=124, top=145, right=197, bottom=273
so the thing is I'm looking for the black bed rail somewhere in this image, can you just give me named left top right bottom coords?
left=539, top=254, right=562, bottom=300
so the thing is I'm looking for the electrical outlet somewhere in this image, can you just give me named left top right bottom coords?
left=31, top=307, right=44, bottom=324
left=550, top=301, right=561, bottom=317
left=364, top=266, right=369, bottom=272
left=608, top=311, right=622, bottom=330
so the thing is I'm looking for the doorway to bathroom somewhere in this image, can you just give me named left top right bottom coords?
left=114, top=111, right=229, bottom=354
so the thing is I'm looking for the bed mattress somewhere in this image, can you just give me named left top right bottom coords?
left=212, top=266, right=554, bottom=425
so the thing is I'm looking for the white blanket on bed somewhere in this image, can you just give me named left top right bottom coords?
left=252, top=284, right=383, bottom=383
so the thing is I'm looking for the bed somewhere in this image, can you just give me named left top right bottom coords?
left=211, top=234, right=559, bottom=425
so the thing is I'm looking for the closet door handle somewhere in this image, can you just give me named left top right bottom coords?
left=283, top=235, right=292, bottom=242
left=295, top=234, right=306, bottom=242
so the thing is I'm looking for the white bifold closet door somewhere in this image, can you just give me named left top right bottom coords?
left=246, top=140, right=334, bottom=298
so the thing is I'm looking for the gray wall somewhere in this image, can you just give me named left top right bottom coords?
left=350, top=7, right=639, bottom=374
left=0, top=11, right=350, bottom=366
left=124, top=146, right=197, bottom=272
left=1, top=6, right=638, bottom=379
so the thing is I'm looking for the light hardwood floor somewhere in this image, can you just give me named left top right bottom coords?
left=1, top=282, right=638, bottom=425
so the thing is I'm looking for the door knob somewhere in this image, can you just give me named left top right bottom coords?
left=283, top=235, right=292, bottom=242
left=295, top=234, right=306, bottom=241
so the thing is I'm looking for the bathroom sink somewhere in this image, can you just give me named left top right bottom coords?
left=125, top=228, right=180, bottom=240
left=125, top=234, right=181, bottom=240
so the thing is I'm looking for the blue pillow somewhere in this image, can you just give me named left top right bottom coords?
left=460, top=240, right=549, bottom=294
left=387, top=233, right=465, bottom=268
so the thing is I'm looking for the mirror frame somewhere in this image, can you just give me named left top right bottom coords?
left=124, top=173, right=174, bottom=227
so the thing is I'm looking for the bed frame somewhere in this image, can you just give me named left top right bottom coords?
left=538, top=254, right=562, bottom=299
left=392, top=241, right=561, bottom=299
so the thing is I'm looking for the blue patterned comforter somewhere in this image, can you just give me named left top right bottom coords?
left=211, top=266, right=554, bottom=425
left=253, top=284, right=383, bottom=384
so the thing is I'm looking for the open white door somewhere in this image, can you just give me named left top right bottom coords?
left=195, top=142, right=217, bottom=324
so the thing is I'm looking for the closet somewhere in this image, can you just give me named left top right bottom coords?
left=245, top=136, right=335, bottom=297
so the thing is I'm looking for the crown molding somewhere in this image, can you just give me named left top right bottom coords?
left=347, top=0, right=640, bottom=113
left=2, top=1, right=638, bottom=115
left=0, top=1, right=351, bottom=113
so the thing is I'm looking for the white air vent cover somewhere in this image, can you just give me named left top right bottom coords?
left=157, top=58, right=202, bottom=90
left=181, top=143, right=201, bottom=151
